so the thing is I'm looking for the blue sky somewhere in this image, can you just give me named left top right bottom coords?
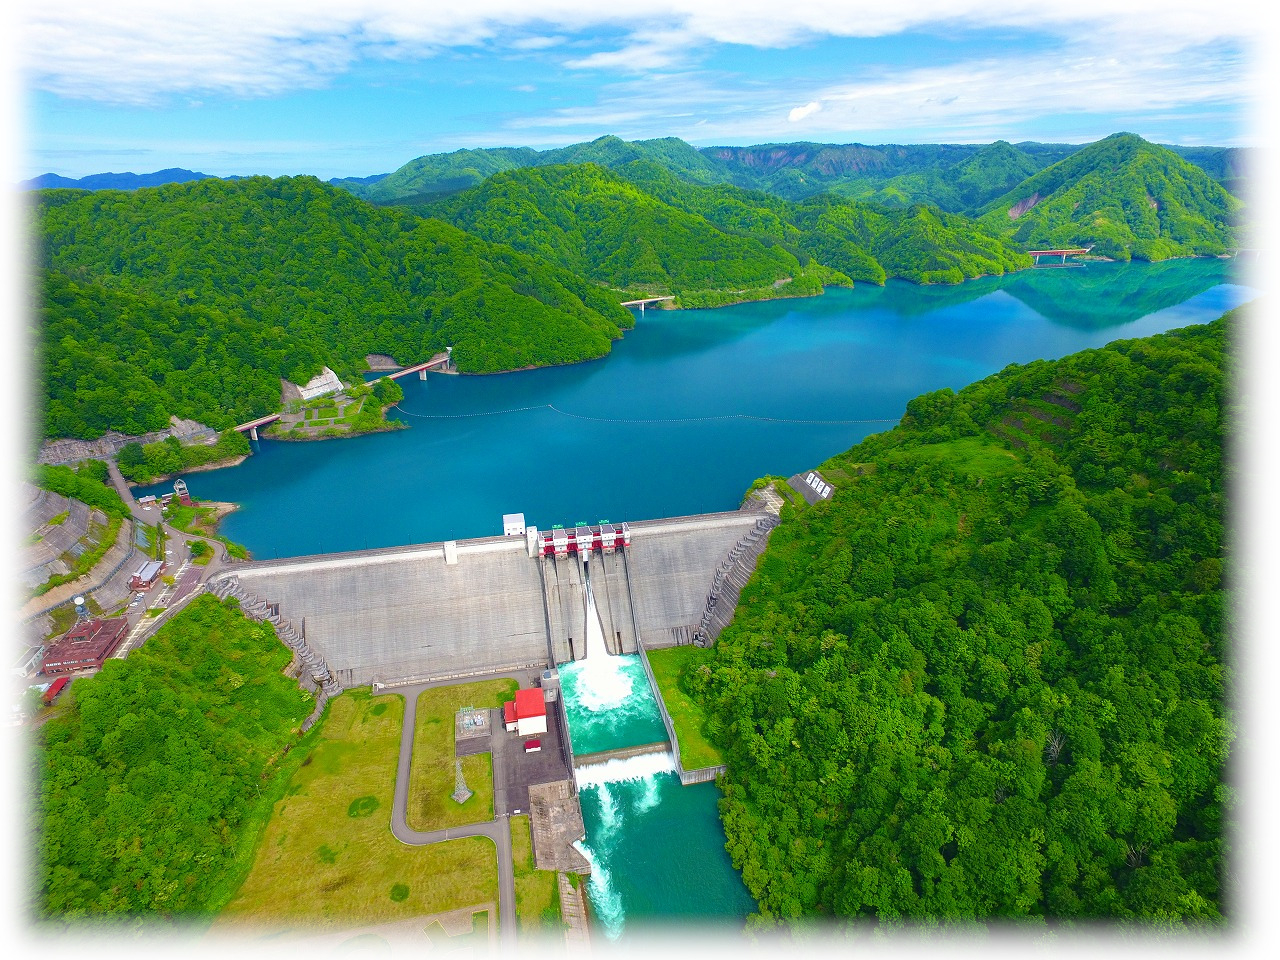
left=10, top=0, right=1266, bottom=181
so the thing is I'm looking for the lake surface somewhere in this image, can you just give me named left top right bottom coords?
left=134, top=258, right=1254, bottom=559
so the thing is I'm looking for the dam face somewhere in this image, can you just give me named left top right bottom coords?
left=212, top=508, right=777, bottom=687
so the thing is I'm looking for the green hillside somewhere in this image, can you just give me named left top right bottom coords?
left=428, top=163, right=822, bottom=296
left=978, top=133, right=1242, bottom=260
left=33, top=594, right=318, bottom=926
left=355, top=134, right=725, bottom=205
left=34, top=176, right=634, bottom=436
left=858, top=141, right=1046, bottom=215
left=683, top=312, right=1234, bottom=926
left=432, top=160, right=1030, bottom=292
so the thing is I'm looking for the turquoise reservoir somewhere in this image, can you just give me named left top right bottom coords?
left=133, top=260, right=1254, bottom=560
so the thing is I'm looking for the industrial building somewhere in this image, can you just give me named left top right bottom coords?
left=503, top=688, right=548, bottom=736
left=41, top=618, right=129, bottom=675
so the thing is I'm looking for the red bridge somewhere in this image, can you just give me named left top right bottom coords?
left=383, top=350, right=453, bottom=381
left=233, top=413, right=282, bottom=439
left=1028, top=246, right=1093, bottom=264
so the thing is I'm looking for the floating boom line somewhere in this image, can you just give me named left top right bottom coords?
left=390, top=403, right=898, bottom=427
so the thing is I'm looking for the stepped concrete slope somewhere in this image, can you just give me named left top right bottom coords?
left=212, top=506, right=778, bottom=686
left=623, top=511, right=765, bottom=649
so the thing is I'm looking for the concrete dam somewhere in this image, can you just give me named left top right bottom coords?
left=208, top=505, right=779, bottom=690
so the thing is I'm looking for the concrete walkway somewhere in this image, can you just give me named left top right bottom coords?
left=387, top=672, right=542, bottom=948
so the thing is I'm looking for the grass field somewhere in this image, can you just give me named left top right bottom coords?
left=511, top=814, right=562, bottom=937
left=214, top=688, right=498, bottom=935
left=645, top=645, right=724, bottom=770
left=406, top=679, right=517, bottom=832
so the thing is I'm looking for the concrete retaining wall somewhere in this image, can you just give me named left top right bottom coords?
left=221, top=535, right=551, bottom=687
left=625, top=512, right=762, bottom=649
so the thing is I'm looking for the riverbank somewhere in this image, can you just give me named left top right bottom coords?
left=138, top=454, right=249, bottom=485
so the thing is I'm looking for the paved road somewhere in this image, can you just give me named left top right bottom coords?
left=387, top=672, right=541, bottom=947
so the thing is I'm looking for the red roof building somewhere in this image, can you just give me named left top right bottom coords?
left=42, top=676, right=70, bottom=705
left=513, top=688, right=547, bottom=736
left=41, top=618, right=129, bottom=675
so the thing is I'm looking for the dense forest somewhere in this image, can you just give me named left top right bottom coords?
left=31, top=594, right=316, bottom=926
left=35, top=177, right=632, bottom=377
left=978, top=134, right=1242, bottom=260
left=681, top=313, right=1234, bottom=927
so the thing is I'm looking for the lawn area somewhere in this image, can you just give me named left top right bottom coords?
left=645, top=645, right=724, bottom=771
left=406, top=679, right=518, bottom=832
left=511, top=814, right=562, bottom=937
left=214, top=688, right=498, bottom=935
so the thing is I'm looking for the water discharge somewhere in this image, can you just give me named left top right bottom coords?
left=563, top=563, right=752, bottom=939
left=558, top=565, right=668, bottom=753
left=569, top=569, right=631, bottom=711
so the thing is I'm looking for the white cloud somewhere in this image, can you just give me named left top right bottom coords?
left=788, top=101, right=822, bottom=123
left=489, top=32, right=1253, bottom=150
left=19, top=1, right=1257, bottom=105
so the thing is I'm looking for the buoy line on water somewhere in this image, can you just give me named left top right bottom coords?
left=390, top=403, right=898, bottom=426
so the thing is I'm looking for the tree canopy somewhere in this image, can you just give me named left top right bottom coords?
left=685, top=311, right=1235, bottom=929
left=32, top=594, right=316, bottom=928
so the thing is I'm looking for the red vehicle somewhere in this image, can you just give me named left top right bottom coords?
left=42, top=677, right=69, bottom=706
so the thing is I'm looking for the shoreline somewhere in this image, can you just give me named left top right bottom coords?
left=131, top=454, right=250, bottom=486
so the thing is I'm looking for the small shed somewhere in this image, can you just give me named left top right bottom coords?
left=129, top=559, right=165, bottom=591
left=503, top=513, right=526, bottom=536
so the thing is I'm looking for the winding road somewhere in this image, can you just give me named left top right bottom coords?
left=387, top=674, right=539, bottom=947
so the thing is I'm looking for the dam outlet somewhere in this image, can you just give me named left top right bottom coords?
left=561, top=561, right=754, bottom=940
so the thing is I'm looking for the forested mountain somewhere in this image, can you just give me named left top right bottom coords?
left=854, top=141, right=1046, bottom=215
left=430, top=161, right=1030, bottom=293
left=978, top=133, right=1242, bottom=260
left=348, top=135, right=724, bottom=205
left=33, top=176, right=634, bottom=438
left=427, top=163, right=844, bottom=301
left=698, top=140, right=1070, bottom=202
left=20, top=168, right=220, bottom=191
left=685, top=312, right=1234, bottom=926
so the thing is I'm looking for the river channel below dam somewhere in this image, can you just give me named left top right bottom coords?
left=134, top=258, right=1256, bottom=937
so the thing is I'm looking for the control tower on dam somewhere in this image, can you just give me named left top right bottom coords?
left=209, top=505, right=780, bottom=687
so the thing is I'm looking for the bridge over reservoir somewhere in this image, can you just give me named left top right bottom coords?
left=1028, top=246, right=1092, bottom=265
left=207, top=502, right=779, bottom=689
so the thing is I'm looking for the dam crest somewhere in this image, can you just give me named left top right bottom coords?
left=208, top=503, right=779, bottom=689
